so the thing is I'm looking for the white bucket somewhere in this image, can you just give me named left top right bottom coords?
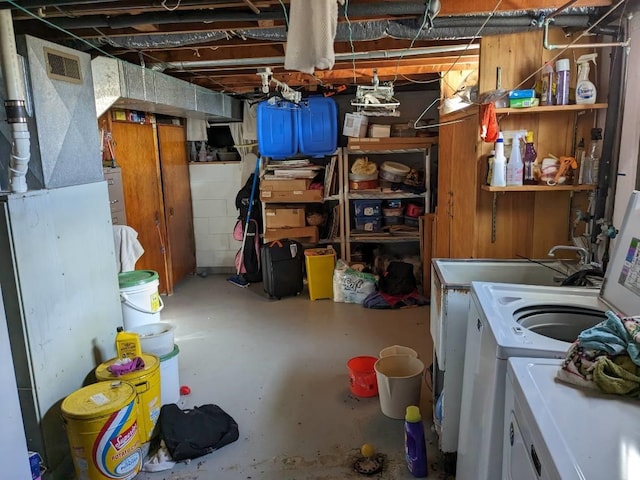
left=119, top=270, right=164, bottom=330
left=130, top=322, right=175, bottom=356
left=159, top=344, right=180, bottom=405
left=379, top=345, right=418, bottom=359
left=374, top=355, right=424, bottom=419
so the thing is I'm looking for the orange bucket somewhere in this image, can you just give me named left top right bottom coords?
left=347, top=356, right=379, bottom=397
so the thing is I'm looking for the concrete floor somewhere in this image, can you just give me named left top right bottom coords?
left=134, top=274, right=451, bottom=480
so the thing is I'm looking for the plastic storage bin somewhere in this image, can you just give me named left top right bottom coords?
left=304, top=248, right=337, bottom=300
left=257, top=100, right=298, bottom=158
left=297, top=96, right=338, bottom=157
left=353, top=199, right=382, bottom=217
left=355, top=216, right=382, bottom=232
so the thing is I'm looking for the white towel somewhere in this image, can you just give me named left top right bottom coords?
left=113, top=225, right=145, bottom=272
left=242, top=102, right=257, bottom=141
left=186, top=118, right=208, bottom=141
left=284, top=0, right=344, bottom=74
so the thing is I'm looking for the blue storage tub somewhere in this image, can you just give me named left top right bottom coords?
left=354, top=216, right=382, bottom=232
left=297, top=96, right=338, bottom=157
left=353, top=199, right=382, bottom=217
left=257, top=100, right=298, bottom=158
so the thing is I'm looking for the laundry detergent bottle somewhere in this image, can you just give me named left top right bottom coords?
left=404, top=405, right=428, bottom=477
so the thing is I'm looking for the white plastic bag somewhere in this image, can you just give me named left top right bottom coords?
left=333, top=260, right=376, bottom=304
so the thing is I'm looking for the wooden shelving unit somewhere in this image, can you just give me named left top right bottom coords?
left=495, top=103, right=607, bottom=115
left=482, top=184, right=597, bottom=192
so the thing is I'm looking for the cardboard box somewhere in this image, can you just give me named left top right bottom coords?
left=261, top=178, right=311, bottom=191
left=265, top=226, right=319, bottom=244
left=260, top=189, right=324, bottom=203
left=265, top=207, right=306, bottom=228
left=343, top=113, right=369, bottom=138
left=368, top=124, right=391, bottom=138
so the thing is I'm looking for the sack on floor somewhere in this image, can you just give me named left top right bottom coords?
left=333, top=259, right=376, bottom=304
left=378, top=261, right=417, bottom=296
left=159, top=403, right=239, bottom=461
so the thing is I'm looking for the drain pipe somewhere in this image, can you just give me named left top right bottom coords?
left=0, top=9, right=30, bottom=193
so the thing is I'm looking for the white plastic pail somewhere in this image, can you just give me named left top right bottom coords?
left=119, top=270, right=164, bottom=330
left=374, top=355, right=424, bottom=419
left=159, top=345, right=180, bottom=405
left=379, top=345, right=418, bottom=359
left=130, top=322, right=175, bottom=356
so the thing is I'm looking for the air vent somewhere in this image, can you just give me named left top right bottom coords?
left=44, top=47, right=82, bottom=84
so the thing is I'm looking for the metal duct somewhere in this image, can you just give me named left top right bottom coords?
left=162, top=43, right=479, bottom=71
left=91, top=56, right=242, bottom=122
left=83, top=12, right=598, bottom=51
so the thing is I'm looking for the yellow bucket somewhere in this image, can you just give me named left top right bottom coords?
left=62, top=381, right=142, bottom=480
left=96, top=354, right=161, bottom=442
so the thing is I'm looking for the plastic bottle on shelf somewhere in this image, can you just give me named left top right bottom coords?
left=540, top=62, right=555, bottom=105
left=490, top=133, right=507, bottom=187
left=584, top=128, right=603, bottom=185
left=523, top=131, right=537, bottom=185
left=404, top=405, right=428, bottom=477
left=575, top=53, right=598, bottom=105
left=575, top=138, right=586, bottom=184
left=506, top=132, right=524, bottom=186
left=486, top=150, right=495, bottom=186
left=555, top=59, right=571, bottom=105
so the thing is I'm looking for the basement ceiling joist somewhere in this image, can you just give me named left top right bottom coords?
left=0, top=0, right=620, bottom=97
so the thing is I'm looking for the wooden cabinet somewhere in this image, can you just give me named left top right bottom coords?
left=435, top=29, right=605, bottom=260
left=110, top=119, right=195, bottom=294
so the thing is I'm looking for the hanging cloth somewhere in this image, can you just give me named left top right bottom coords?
left=284, top=0, right=345, bottom=74
left=479, top=102, right=499, bottom=143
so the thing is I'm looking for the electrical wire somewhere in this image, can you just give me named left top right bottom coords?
left=161, top=0, right=182, bottom=12
left=278, top=0, right=289, bottom=30
left=392, top=0, right=431, bottom=84
left=343, top=0, right=357, bottom=85
left=6, top=0, right=117, bottom=59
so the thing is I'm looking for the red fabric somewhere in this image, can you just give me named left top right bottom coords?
left=479, top=102, right=499, bottom=143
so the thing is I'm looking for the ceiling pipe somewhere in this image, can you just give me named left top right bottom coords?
left=0, top=0, right=114, bottom=6
left=162, top=43, right=479, bottom=71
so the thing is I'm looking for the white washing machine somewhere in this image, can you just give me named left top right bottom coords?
left=504, top=357, right=640, bottom=479
left=456, top=191, right=640, bottom=480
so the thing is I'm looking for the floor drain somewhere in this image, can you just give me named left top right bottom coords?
left=353, top=454, right=384, bottom=475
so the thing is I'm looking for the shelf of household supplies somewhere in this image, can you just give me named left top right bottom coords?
left=482, top=184, right=597, bottom=192
left=495, top=103, right=607, bottom=115
left=349, top=232, right=420, bottom=243
left=347, top=191, right=424, bottom=200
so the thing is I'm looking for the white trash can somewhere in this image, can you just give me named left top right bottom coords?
left=118, top=270, right=164, bottom=330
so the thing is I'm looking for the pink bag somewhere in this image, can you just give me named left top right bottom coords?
left=233, top=220, right=243, bottom=241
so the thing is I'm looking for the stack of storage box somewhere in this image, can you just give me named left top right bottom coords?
left=261, top=178, right=321, bottom=243
left=354, top=199, right=382, bottom=232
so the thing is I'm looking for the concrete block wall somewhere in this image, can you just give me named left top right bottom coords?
left=189, top=162, right=243, bottom=273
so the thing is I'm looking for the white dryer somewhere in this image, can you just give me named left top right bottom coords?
left=456, top=191, right=640, bottom=480
left=504, top=357, right=640, bottom=479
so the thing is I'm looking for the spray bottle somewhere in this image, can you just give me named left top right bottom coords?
left=575, top=53, right=598, bottom=104
left=506, top=132, right=524, bottom=187
left=491, top=132, right=507, bottom=187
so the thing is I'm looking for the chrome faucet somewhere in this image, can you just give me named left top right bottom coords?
left=547, top=245, right=590, bottom=266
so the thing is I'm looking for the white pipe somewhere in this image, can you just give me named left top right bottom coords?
left=0, top=9, right=31, bottom=193
left=164, top=44, right=479, bottom=70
